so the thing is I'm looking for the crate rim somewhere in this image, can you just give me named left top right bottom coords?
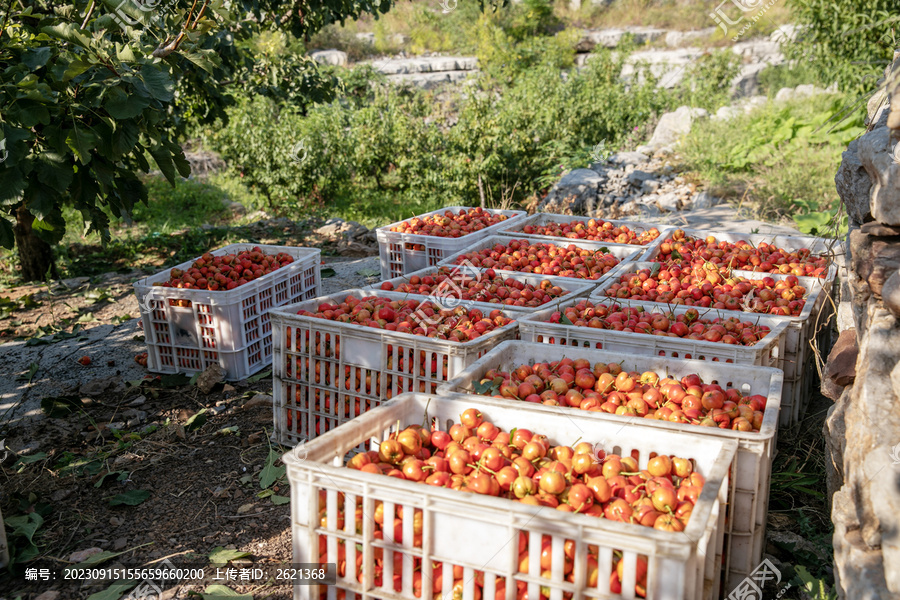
left=270, top=288, right=522, bottom=351
left=375, top=206, right=527, bottom=242
left=132, top=243, right=321, bottom=303
left=517, top=295, right=792, bottom=358
left=436, top=340, right=784, bottom=445
left=435, top=234, right=642, bottom=271
left=590, top=261, right=827, bottom=326
left=283, top=391, right=739, bottom=554
left=498, top=213, right=675, bottom=247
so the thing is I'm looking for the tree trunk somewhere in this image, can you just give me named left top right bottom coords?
left=14, top=206, right=57, bottom=282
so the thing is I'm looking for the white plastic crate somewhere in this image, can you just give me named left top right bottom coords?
left=519, top=297, right=789, bottom=368
left=499, top=213, right=671, bottom=248
left=435, top=341, right=782, bottom=593
left=640, top=227, right=842, bottom=282
left=377, top=207, right=528, bottom=280
left=285, top=392, right=737, bottom=600
left=270, top=290, right=520, bottom=447
left=590, top=262, right=830, bottom=427
left=436, top=235, right=642, bottom=281
left=363, top=266, right=597, bottom=314
left=133, top=244, right=321, bottom=380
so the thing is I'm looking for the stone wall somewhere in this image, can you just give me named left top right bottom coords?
left=827, top=50, right=900, bottom=599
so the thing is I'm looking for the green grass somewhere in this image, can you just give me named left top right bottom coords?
left=679, top=93, right=864, bottom=229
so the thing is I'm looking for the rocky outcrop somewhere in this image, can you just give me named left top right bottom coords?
left=310, top=49, right=348, bottom=67
left=826, top=49, right=900, bottom=599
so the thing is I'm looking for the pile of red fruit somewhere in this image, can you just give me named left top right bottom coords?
left=652, top=229, right=831, bottom=278
left=319, top=410, right=706, bottom=598
left=451, top=239, right=621, bottom=280
left=378, top=267, right=569, bottom=308
left=390, top=208, right=511, bottom=238
left=157, top=247, right=294, bottom=292
left=546, top=300, right=773, bottom=346
left=296, top=295, right=514, bottom=342
left=517, top=218, right=661, bottom=246
left=474, top=358, right=766, bottom=432
left=600, top=267, right=809, bottom=316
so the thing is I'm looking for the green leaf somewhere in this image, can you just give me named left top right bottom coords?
left=112, top=121, right=141, bottom=157
left=42, top=23, right=92, bottom=49
left=16, top=362, right=39, bottom=383
left=559, top=312, right=574, bottom=326
left=185, top=409, right=208, bottom=432
left=321, top=267, right=336, bottom=278
left=0, top=217, right=14, bottom=249
left=148, top=143, right=178, bottom=185
left=13, top=452, right=48, bottom=470
left=208, top=547, right=252, bottom=566
left=95, top=470, right=130, bottom=488
left=66, top=127, right=99, bottom=164
left=105, top=91, right=150, bottom=119
left=180, top=50, right=220, bottom=74
left=109, top=489, right=151, bottom=506
left=85, top=581, right=139, bottom=600
left=357, top=268, right=380, bottom=277
left=259, top=449, right=285, bottom=489
left=246, top=369, right=271, bottom=384
left=41, top=395, right=83, bottom=418
left=35, top=152, right=74, bottom=193
left=139, top=65, right=175, bottom=102
left=63, top=60, right=93, bottom=81
left=472, top=379, right=494, bottom=395
left=22, top=47, right=52, bottom=71
left=200, top=585, right=253, bottom=599
left=270, top=495, right=290, bottom=505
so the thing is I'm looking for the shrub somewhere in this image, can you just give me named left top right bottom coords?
left=786, top=0, right=897, bottom=94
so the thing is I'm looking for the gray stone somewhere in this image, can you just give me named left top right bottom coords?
left=884, top=270, right=900, bottom=319
left=663, top=28, right=716, bottom=48
left=80, top=376, right=125, bottom=397
left=626, top=170, right=655, bottom=186
left=113, top=537, right=128, bottom=551
left=730, top=62, right=768, bottom=98
left=316, top=218, right=369, bottom=240
left=575, top=27, right=666, bottom=52
left=310, top=49, right=348, bottom=67
left=655, top=192, right=680, bottom=212
left=366, top=56, right=477, bottom=75
left=619, top=48, right=704, bottom=89
left=731, top=39, right=782, bottom=64
left=608, top=151, right=649, bottom=166
left=537, top=168, right=606, bottom=214
left=641, top=179, right=661, bottom=193
left=691, top=191, right=720, bottom=210
left=634, top=144, right=654, bottom=156
left=388, top=70, right=474, bottom=89
left=355, top=32, right=375, bottom=45
left=835, top=138, right=873, bottom=226
left=227, top=202, right=247, bottom=215
left=713, top=106, right=741, bottom=121
left=196, top=364, right=225, bottom=395
left=774, top=83, right=837, bottom=103
left=770, top=24, right=801, bottom=44
left=647, top=106, right=708, bottom=150
left=69, top=547, right=104, bottom=563
left=857, top=127, right=900, bottom=226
